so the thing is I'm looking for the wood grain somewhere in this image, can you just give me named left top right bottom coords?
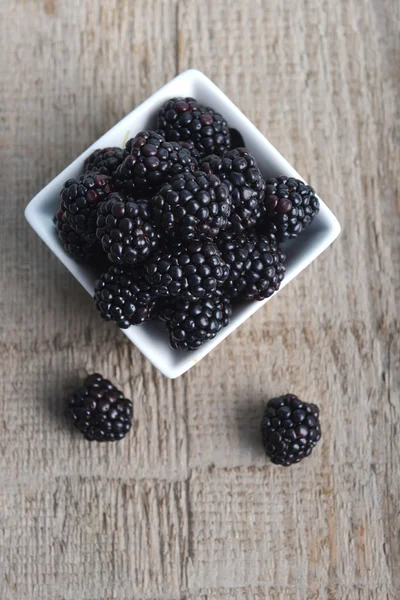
left=0, top=0, right=399, bottom=598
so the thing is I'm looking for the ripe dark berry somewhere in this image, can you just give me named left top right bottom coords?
left=200, top=148, right=266, bottom=232
left=67, top=373, right=132, bottom=441
left=96, top=193, right=159, bottom=265
left=156, top=97, right=231, bottom=158
left=261, top=176, right=320, bottom=241
left=94, top=265, right=158, bottom=328
left=261, top=394, right=321, bottom=465
left=54, top=208, right=96, bottom=263
left=115, top=130, right=197, bottom=194
left=149, top=171, right=232, bottom=241
left=218, top=231, right=286, bottom=300
left=61, top=172, right=114, bottom=243
left=84, top=147, right=127, bottom=177
left=160, top=290, right=232, bottom=350
left=144, top=240, right=230, bottom=300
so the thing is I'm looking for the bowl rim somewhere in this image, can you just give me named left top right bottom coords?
left=25, top=68, right=341, bottom=378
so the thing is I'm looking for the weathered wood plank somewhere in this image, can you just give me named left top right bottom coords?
left=0, top=477, right=188, bottom=599
left=0, top=0, right=398, bottom=599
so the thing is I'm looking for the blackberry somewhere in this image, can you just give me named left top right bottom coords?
left=84, top=146, right=127, bottom=177
left=261, top=176, right=320, bottom=241
left=160, top=290, right=232, bottom=350
left=67, top=373, right=132, bottom=442
left=61, top=172, right=114, bottom=243
left=54, top=208, right=95, bottom=262
left=115, top=130, right=197, bottom=194
left=261, top=394, right=321, bottom=466
left=219, top=231, right=286, bottom=300
left=94, top=265, right=158, bottom=328
left=149, top=171, right=232, bottom=241
left=144, top=240, right=229, bottom=299
left=96, top=193, right=159, bottom=265
left=156, top=97, right=231, bottom=158
left=200, top=148, right=265, bottom=232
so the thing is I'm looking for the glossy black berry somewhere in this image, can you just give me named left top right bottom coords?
left=156, top=97, right=231, bottom=158
left=261, top=394, right=321, bottom=466
left=115, top=130, right=197, bottom=194
left=144, top=240, right=230, bottom=300
left=96, top=193, right=159, bottom=265
left=200, top=148, right=265, bottom=232
left=84, top=147, right=127, bottom=177
left=160, top=289, right=232, bottom=350
left=149, top=171, right=232, bottom=241
left=67, top=373, right=133, bottom=442
left=218, top=231, right=286, bottom=300
left=261, top=176, right=320, bottom=241
left=94, top=265, right=158, bottom=328
left=61, top=172, right=114, bottom=243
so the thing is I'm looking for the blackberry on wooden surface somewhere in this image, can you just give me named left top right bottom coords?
left=67, top=373, right=132, bottom=442
left=261, top=394, right=321, bottom=465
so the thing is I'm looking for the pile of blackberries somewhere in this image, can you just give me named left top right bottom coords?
left=54, top=97, right=319, bottom=351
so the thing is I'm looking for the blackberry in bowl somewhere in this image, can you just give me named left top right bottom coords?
left=200, top=148, right=266, bottom=233
left=218, top=231, right=286, bottom=301
left=261, top=176, right=320, bottom=242
left=94, top=265, right=158, bottom=328
left=156, top=97, right=231, bottom=158
left=84, top=146, right=127, bottom=178
left=53, top=208, right=96, bottom=263
left=96, top=193, right=159, bottom=265
left=144, top=240, right=229, bottom=300
left=160, top=289, right=232, bottom=351
left=61, top=172, right=114, bottom=243
left=149, top=170, right=232, bottom=241
left=115, top=130, right=197, bottom=194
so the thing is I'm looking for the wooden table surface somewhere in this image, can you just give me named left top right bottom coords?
left=1, top=1, right=399, bottom=599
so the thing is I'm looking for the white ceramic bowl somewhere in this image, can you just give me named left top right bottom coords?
left=25, top=69, right=340, bottom=378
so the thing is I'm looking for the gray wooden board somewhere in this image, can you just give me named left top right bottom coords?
left=0, top=0, right=399, bottom=598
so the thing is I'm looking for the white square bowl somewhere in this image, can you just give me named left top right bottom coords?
left=25, top=69, right=340, bottom=379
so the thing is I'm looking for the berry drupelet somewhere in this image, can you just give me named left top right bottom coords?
left=156, top=97, right=231, bottom=158
left=94, top=265, right=158, bottom=328
left=144, top=240, right=230, bottom=300
left=67, top=373, right=132, bottom=442
left=160, top=289, right=232, bottom=350
left=115, top=130, right=197, bottom=194
left=261, top=394, right=321, bottom=465
left=84, top=146, right=127, bottom=177
left=96, top=193, right=159, bottom=265
left=218, top=231, right=286, bottom=300
left=61, top=172, right=114, bottom=243
left=54, top=208, right=96, bottom=263
left=150, top=171, right=232, bottom=241
left=261, top=176, right=320, bottom=242
left=200, top=148, right=266, bottom=232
